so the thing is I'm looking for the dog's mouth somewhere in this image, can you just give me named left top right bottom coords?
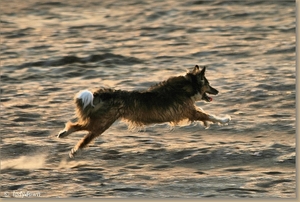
left=202, top=93, right=213, bottom=102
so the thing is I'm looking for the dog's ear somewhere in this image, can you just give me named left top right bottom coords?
left=199, top=66, right=206, bottom=79
left=192, top=65, right=200, bottom=74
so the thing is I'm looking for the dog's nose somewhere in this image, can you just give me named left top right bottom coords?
left=210, top=88, right=218, bottom=95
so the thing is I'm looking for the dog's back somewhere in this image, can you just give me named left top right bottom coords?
left=75, top=75, right=201, bottom=126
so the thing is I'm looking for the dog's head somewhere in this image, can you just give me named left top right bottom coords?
left=190, top=65, right=219, bottom=102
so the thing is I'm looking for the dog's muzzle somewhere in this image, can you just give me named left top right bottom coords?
left=202, top=88, right=218, bottom=102
left=202, top=93, right=213, bottom=102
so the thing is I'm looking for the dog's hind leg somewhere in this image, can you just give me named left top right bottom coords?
left=57, top=121, right=87, bottom=138
left=69, top=118, right=117, bottom=158
left=69, top=131, right=96, bottom=158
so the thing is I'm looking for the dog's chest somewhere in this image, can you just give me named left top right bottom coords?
left=191, top=92, right=202, bottom=102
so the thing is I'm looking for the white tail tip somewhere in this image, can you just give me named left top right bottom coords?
left=77, top=90, right=94, bottom=109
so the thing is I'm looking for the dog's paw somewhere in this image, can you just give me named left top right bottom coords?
left=57, top=130, right=67, bottom=138
left=202, top=121, right=210, bottom=129
left=209, top=114, right=231, bottom=125
left=69, top=148, right=80, bottom=158
left=218, top=115, right=231, bottom=125
left=69, top=148, right=76, bottom=158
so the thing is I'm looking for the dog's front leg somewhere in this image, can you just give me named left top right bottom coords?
left=191, top=110, right=231, bottom=127
left=207, top=113, right=231, bottom=125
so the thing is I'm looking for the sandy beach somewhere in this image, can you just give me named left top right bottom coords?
left=1, top=0, right=296, bottom=198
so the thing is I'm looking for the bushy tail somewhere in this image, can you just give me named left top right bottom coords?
left=74, top=90, right=95, bottom=120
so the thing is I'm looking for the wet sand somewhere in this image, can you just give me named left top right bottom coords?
left=1, top=0, right=296, bottom=198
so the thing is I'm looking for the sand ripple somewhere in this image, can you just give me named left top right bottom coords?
left=1, top=0, right=295, bottom=198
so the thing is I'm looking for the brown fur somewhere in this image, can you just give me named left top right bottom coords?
left=57, top=65, right=230, bottom=158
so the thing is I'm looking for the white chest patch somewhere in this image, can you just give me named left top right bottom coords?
left=191, top=92, right=202, bottom=102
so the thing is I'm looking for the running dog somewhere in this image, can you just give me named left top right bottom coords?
left=57, top=65, right=231, bottom=158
